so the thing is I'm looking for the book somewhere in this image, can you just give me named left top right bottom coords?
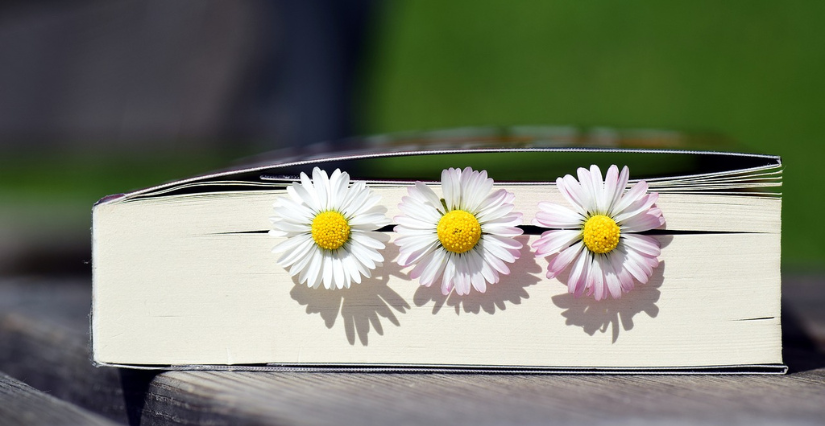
left=91, top=127, right=785, bottom=373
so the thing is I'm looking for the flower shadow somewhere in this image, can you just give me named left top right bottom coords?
left=412, top=236, right=542, bottom=315
left=289, top=243, right=410, bottom=346
left=551, top=259, right=666, bottom=343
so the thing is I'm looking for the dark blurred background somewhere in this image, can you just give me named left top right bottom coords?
left=0, top=0, right=822, bottom=275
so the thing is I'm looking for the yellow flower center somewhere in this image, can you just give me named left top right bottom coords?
left=582, top=215, right=621, bottom=254
left=311, top=211, right=350, bottom=251
left=437, top=210, right=482, bottom=254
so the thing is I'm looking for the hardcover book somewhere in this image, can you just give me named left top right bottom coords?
left=91, top=127, right=785, bottom=373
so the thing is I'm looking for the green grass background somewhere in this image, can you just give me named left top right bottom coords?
left=359, top=0, right=825, bottom=268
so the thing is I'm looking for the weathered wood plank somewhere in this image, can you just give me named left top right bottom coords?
left=0, top=279, right=154, bottom=424
left=0, top=276, right=824, bottom=425
left=0, top=372, right=118, bottom=426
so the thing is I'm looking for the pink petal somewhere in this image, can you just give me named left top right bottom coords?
left=567, top=249, right=591, bottom=297
left=532, top=229, right=581, bottom=257
left=534, top=202, right=583, bottom=228
left=622, top=212, right=664, bottom=233
left=589, top=165, right=607, bottom=213
left=622, top=234, right=661, bottom=257
left=556, top=175, right=588, bottom=216
left=467, top=251, right=487, bottom=293
left=611, top=180, right=649, bottom=216
left=609, top=250, right=636, bottom=292
left=546, top=241, right=583, bottom=279
left=602, top=255, right=622, bottom=299
left=603, top=165, right=619, bottom=213
left=610, top=166, right=630, bottom=211
left=613, top=192, right=658, bottom=223
left=481, top=244, right=510, bottom=275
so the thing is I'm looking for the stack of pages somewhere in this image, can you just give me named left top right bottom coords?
left=92, top=128, right=784, bottom=373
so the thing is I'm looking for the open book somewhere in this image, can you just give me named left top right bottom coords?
left=91, top=127, right=784, bottom=373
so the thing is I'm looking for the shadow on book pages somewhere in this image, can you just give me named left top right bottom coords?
left=91, top=126, right=786, bottom=374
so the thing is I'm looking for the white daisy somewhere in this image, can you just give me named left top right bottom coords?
left=394, top=167, right=523, bottom=296
left=532, top=165, right=665, bottom=301
left=270, top=167, right=390, bottom=289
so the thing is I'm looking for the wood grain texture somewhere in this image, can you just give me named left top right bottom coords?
left=0, top=372, right=117, bottom=426
left=1, top=276, right=824, bottom=425
left=0, top=279, right=155, bottom=425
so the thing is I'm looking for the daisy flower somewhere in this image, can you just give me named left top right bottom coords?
left=270, top=167, right=390, bottom=289
left=532, top=165, right=665, bottom=301
left=394, top=167, right=523, bottom=296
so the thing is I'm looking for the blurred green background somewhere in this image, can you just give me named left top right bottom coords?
left=358, top=0, right=824, bottom=269
left=0, top=0, right=822, bottom=272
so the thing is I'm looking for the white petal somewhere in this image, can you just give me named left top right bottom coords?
left=417, top=249, right=448, bottom=287
left=395, top=215, right=438, bottom=231
left=466, top=249, right=487, bottom=293
left=398, top=198, right=442, bottom=223
left=463, top=169, right=493, bottom=212
left=576, top=167, right=598, bottom=214
left=483, top=223, right=523, bottom=238
left=276, top=236, right=315, bottom=266
left=409, top=182, right=443, bottom=210
left=441, top=256, right=456, bottom=295
left=603, top=165, right=620, bottom=213
left=589, top=165, right=607, bottom=213
left=297, top=172, right=322, bottom=211
left=618, top=246, right=652, bottom=284
left=602, top=254, right=622, bottom=299
left=610, top=250, right=635, bottom=292
left=609, top=166, right=630, bottom=212
left=611, top=180, right=649, bottom=217
left=453, top=255, right=472, bottom=295
left=289, top=244, right=315, bottom=277
left=348, top=240, right=382, bottom=266
left=546, top=241, right=583, bottom=279
left=351, top=231, right=389, bottom=248
left=271, top=220, right=312, bottom=234
left=480, top=210, right=522, bottom=228
left=475, top=200, right=514, bottom=223
left=556, top=175, right=588, bottom=217
left=591, top=256, right=606, bottom=301
left=312, top=167, right=330, bottom=210
left=482, top=235, right=520, bottom=263
left=567, top=249, right=591, bottom=297
left=395, top=236, right=439, bottom=267
left=481, top=243, right=510, bottom=275
left=532, top=229, right=581, bottom=257
left=476, top=189, right=508, bottom=216
left=343, top=254, right=361, bottom=285
left=306, top=249, right=323, bottom=288
left=332, top=251, right=345, bottom=289
left=300, top=171, right=322, bottom=211
left=441, top=168, right=461, bottom=210
left=272, top=233, right=312, bottom=254
left=273, top=203, right=314, bottom=224
left=478, top=250, right=498, bottom=285
left=614, top=192, right=658, bottom=223
left=349, top=213, right=390, bottom=228
left=327, top=169, right=346, bottom=208
left=621, top=234, right=661, bottom=257
left=534, top=202, right=583, bottom=228
left=619, top=208, right=664, bottom=233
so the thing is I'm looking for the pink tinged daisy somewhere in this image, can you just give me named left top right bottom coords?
left=532, top=165, right=665, bottom=301
left=270, top=167, right=390, bottom=290
left=394, top=167, right=524, bottom=296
